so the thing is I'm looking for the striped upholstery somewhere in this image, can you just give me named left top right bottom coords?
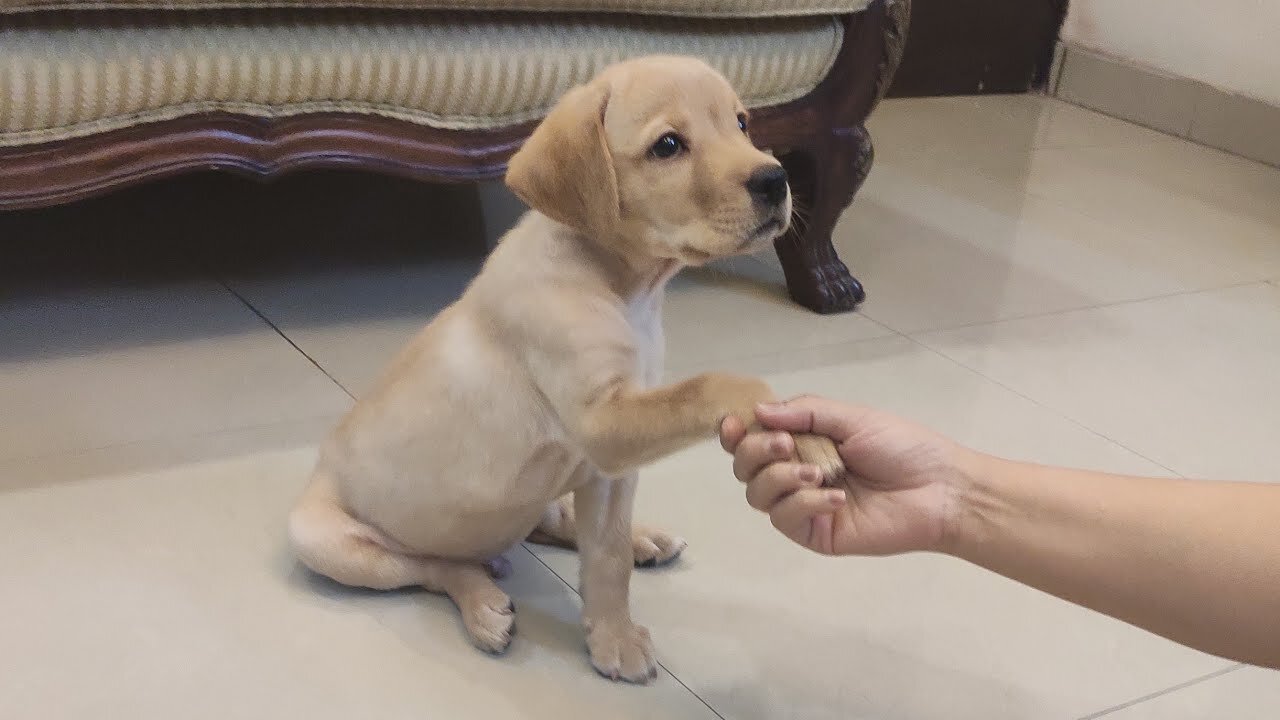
left=0, top=11, right=843, bottom=146
left=0, top=0, right=871, bottom=17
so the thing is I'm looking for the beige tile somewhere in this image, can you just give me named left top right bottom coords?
left=1016, top=147, right=1280, bottom=294
left=11, top=94, right=1279, bottom=719
left=231, top=254, right=891, bottom=394
left=1190, top=88, right=1280, bottom=169
left=1097, top=667, right=1280, bottom=719
left=226, top=261, right=483, bottom=396
left=665, top=255, right=893, bottom=376
left=836, top=161, right=1262, bottom=333
left=1024, top=96, right=1179, bottom=150
left=843, top=114, right=1280, bottom=334
left=0, top=443, right=717, bottom=720
left=536, top=337, right=1225, bottom=720
left=868, top=96, right=1043, bottom=161
left=878, top=97, right=1280, bottom=235
left=917, top=283, right=1280, bottom=481
left=869, top=95, right=1176, bottom=157
left=1056, top=47, right=1199, bottom=137
left=0, top=416, right=335, bottom=493
left=0, top=282, right=351, bottom=464
left=1025, top=139, right=1280, bottom=231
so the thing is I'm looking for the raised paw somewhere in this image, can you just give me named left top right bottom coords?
left=459, top=588, right=517, bottom=655
left=585, top=619, right=658, bottom=684
left=632, top=527, right=687, bottom=568
left=793, top=433, right=848, bottom=488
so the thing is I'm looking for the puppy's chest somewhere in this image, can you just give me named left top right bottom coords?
left=624, top=296, right=665, bottom=388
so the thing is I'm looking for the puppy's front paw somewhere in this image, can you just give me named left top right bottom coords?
left=585, top=619, right=658, bottom=683
left=793, top=433, right=848, bottom=488
left=632, top=526, right=687, bottom=568
left=695, top=373, right=775, bottom=428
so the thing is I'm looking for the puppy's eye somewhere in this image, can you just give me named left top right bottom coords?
left=650, top=133, right=684, bottom=159
left=737, top=113, right=749, bottom=133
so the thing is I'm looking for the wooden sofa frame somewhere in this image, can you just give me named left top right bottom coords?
left=0, top=0, right=909, bottom=313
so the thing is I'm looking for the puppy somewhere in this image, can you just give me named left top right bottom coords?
left=288, top=55, right=844, bottom=684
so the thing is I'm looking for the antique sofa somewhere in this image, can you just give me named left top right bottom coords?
left=0, top=0, right=909, bottom=313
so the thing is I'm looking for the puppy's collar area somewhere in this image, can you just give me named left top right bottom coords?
left=643, top=259, right=683, bottom=296
left=545, top=215, right=683, bottom=300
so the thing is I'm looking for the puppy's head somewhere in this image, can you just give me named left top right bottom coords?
left=506, top=56, right=791, bottom=265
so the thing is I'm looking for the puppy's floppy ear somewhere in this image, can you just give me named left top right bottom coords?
left=506, top=80, right=619, bottom=236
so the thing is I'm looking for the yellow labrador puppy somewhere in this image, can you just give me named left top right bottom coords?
left=288, top=55, right=843, bottom=683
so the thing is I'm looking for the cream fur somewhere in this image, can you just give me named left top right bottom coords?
left=288, top=55, right=844, bottom=684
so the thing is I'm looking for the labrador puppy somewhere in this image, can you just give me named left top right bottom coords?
left=288, top=55, right=844, bottom=684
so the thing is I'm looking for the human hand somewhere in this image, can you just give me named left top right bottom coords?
left=720, top=396, right=975, bottom=556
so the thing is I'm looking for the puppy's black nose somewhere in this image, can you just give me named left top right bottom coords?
left=746, top=165, right=789, bottom=206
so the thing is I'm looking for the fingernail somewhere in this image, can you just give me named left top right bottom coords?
left=769, top=433, right=791, bottom=454
left=799, top=465, right=820, bottom=483
left=827, top=489, right=846, bottom=505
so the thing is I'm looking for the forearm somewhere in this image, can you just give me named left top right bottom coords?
left=580, top=373, right=772, bottom=474
left=948, top=454, right=1280, bottom=669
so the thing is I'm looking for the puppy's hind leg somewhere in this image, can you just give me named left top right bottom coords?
left=528, top=495, right=687, bottom=568
left=288, top=474, right=516, bottom=654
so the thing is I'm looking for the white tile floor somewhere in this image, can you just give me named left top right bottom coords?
left=2, top=95, right=1278, bottom=718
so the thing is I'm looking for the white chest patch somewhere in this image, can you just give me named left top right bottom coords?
left=625, top=289, right=666, bottom=389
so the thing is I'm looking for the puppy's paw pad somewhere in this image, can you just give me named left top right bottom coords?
left=793, top=433, right=847, bottom=488
left=484, top=555, right=513, bottom=580
left=586, top=620, right=657, bottom=684
left=462, top=596, right=516, bottom=655
left=633, top=529, right=687, bottom=568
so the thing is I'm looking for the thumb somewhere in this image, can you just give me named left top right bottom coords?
left=755, top=396, right=868, bottom=443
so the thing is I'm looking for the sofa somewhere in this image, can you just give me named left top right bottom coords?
left=0, top=0, right=910, bottom=313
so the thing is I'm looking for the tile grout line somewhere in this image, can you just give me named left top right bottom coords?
left=898, top=331, right=1185, bottom=478
left=914, top=123, right=1280, bottom=242
left=519, top=545, right=728, bottom=720
left=894, top=280, right=1280, bottom=476
left=218, top=280, right=357, bottom=402
left=889, top=279, right=1266, bottom=337
left=665, top=321, right=900, bottom=378
left=1076, top=664, right=1243, bottom=720
left=1026, top=158, right=1278, bottom=230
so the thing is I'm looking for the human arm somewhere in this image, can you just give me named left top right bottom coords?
left=721, top=398, right=1280, bottom=669
left=953, top=455, right=1280, bottom=669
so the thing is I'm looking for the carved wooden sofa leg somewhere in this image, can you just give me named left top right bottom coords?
left=757, top=0, right=909, bottom=313
left=775, top=124, right=874, bottom=314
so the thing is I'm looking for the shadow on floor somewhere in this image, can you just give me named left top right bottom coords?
left=2, top=169, right=486, bottom=285
left=0, top=170, right=489, bottom=361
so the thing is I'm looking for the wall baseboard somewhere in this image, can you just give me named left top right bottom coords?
left=1053, top=44, right=1280, bottom=168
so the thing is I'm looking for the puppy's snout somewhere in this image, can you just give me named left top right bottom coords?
left=746, top=165, right=789, bottom=207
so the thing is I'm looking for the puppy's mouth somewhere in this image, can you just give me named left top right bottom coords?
left=677, top=217, right=789, bottom=264
left=747, top=217, right=787, bottom=244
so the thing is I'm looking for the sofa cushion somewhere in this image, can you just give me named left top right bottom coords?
left=0, top=10, right=844, bottom=147
left=0, top=0, right=871, bottom=17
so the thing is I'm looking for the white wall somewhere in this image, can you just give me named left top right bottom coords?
left=1061, top=0, right=1280, bottom=107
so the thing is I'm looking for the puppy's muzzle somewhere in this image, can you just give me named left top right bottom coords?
left=746, top=165, right=789, bottom=209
